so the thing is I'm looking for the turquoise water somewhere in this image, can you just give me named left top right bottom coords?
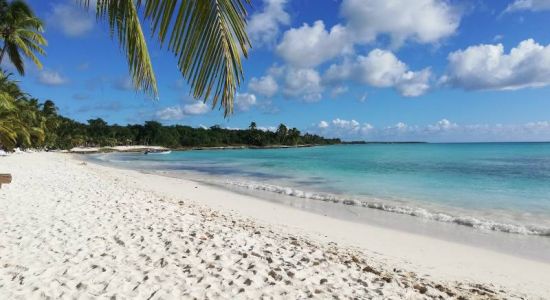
left=93, top=143, right=550, bottom=236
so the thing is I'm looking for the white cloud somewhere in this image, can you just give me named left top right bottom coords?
left=48, top=1, right=94, bottom=37
left=356, top=51, right=409, bottom=86
left=276, top=20, right=351, bottom=67
left=155, top=106, right=185, bottom=121
left=427, top=118, right=458, bottom=131
left=318, top=120, right=329, bottom=129
left=443, top=39, right=550, bottom=90
left=310, top=118, right=550, bottom=142
left=183, top=102, right=209, bottom=115
left=274, top=0, right=460, bottom=71
left=283, top=68, right=324, bottom=101
left=333, top=118, right=360, bottom=129
left=341, top=0, right=460, bottom=47
left=248, top=0, right=290, bottom=47
left=258, top=126, right=278, bottom=132
left=324, top=49, right=431, bottom=97
left=273, top=0, right=459, bottom=73
left=38, top=70, right=67, bottom=86
left=248, top=75, right=278, bottom=97
left=506, top=0, right=550, bottom=12
left=330, top=85, right=349, bottom=98
left=524, top=121, right=550, bottom=129
left=315, top=118, right=374, bottom=138
left=261, top=0, right=455, bottom=101
left=323, top=62, right=350, bottom=84
left=389, top=122, right=409, bottom=132
left=267, top=64, right=285, bottom=77
left=235, top=93, right=258, bottom=111
left=396, top=69, right=432, bottom=97
left=155, top=101, right=210, bottom=121
left=310, top=118, right=405, bottom=140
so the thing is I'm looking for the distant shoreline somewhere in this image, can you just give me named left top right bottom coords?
left=68, top=144, right=321, bottom=154
left=65, top=140, right=550, bottom=154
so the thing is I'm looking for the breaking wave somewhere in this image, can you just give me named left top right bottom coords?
left=223, top=180, right=550, bottom=237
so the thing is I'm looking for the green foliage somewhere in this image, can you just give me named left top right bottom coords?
left=81, top=0, right=251, bottom=116
left=0, top=0, right=47, bottom=75
left=0, top=71, right=340, bottom=151
left=63, top=120, right=340, bottom=149
left=0, top=72, right=47, bottom=150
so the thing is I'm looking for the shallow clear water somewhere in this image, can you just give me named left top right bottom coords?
left=92, top=143, right=550, bottom=236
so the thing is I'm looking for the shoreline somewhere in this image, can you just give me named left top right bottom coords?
left=80, top=154, right=550, bottom=296
left=68, top=144, right=322, bottom=154
left=188, top=178, right=550, bottom=263
left=219, top=179, right=550, bottom=238
left=87, top=152, right=550, bottom=241
left=1, top=152, right=549, bottom=298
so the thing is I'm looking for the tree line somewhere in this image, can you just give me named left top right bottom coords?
left=0, top=72, right=340, bottom=151
left=0, top=1, right=341, bottom=151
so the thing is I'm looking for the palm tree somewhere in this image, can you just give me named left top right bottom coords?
left=0, top=72, right=26, bottom=149
left=40, top=100, right=60, bottom=148
left=0, top=71, right=45, bottom=150
left=276, top=123, right=288, bottom=143
left=0, top=0, right=47, bottom=75
left=288, top=128, right=301, bottom=145
left=41, top=100, right=57, bottom=116
left=80, top=0, right=251, bottom=116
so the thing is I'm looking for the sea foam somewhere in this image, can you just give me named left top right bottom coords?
left=223, top=180, right=550, bottom=237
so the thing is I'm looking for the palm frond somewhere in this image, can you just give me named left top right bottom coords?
left=7, top=0, right=33, bottom=17
left=6, top=42, right=24, bottom=75
left=0, top=121, right=18, bottom=149
left=83, top=0, right=158, bottom=98
left=18, top=28, right=48, bottom=48
left=81, top=0, right=251, bottom=116
left=0, top=1, right=46, bottom=75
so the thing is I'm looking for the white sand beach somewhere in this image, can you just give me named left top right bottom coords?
left=69, top=146, right=170, bottom=153
left=1, top=152, right=549, bottom=299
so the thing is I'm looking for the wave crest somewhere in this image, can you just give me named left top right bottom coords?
left=224, top=180, right=550, bottom=237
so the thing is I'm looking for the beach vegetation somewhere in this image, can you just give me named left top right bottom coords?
left=0, top=71, right=340, bottom=151
left=80, top=0, right=251, bottom=116
left=0, top=72, right=46, bottom=150
left=0, top=0, right=46, bottom=75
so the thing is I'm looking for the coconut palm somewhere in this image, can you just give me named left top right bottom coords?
left=276, top=123, right=288, bottom=143
left=0, top=72, right=24, bottom=149
left=0, top=0, right=47, bottom=75
left=0, top=72, right=45, bottom=150
left=81, top=0, right=251, bottom=116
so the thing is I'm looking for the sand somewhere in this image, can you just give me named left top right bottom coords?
left=69, top=145, right=169, bottom=153
left=0, top=152, right=548, bottom=299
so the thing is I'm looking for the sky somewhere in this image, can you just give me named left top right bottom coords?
left=7, top=0, right=550, bottom=142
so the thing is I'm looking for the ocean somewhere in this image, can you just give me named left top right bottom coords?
left=91, top=143, right=550, bottom=238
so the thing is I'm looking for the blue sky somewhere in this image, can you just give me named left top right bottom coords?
left=7, top=0, right=550, bottom=142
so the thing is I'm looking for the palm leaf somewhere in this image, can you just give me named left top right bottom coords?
left=6, top=42, right=24, bottom=75
left=0, top=1, right=46, bottom=75
left=80, top=0, right=250, bottom=116
left=0, top=121, right=18, bottom=150
left=94, top=0, right=158, bottom=98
